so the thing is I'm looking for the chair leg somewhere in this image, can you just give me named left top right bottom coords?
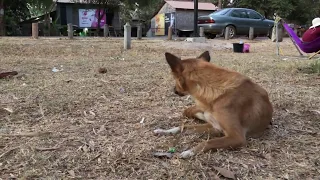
left=288, top=36, right=304, bottom=56
left=308, top=50, right=320, bottom=59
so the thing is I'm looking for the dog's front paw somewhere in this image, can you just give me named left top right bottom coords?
left=179, top=149, right=195, bottom=159
left=154, top=127, right=180, bottom=135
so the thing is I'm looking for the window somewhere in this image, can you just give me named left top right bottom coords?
left=230, top=10, right=248, bottom=18
left=247, top=10, right=262, bottom=19
left=209, top=8, right=231, bottom=16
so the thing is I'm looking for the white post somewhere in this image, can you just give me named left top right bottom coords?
left=249, top=27, right=254, bottom=40
left=168, top=26, right=173, bottom=40
left=199, top=27, right=204, bottom=37
left=124, top=22, right=131, bottom=50
left=68, top=23, right=73, bottom=39
left=225, top=26, right=230, bottom=40
left=32, top=23, right=39, bottom=39
left=276, top=22, right=279, bottom=56
left=104, top=24, right=109, bottom=37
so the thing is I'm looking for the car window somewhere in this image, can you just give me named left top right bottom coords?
left=247, top=10, right=262, bottom=19
left=209, top=9, right=231, bottom=16
left=230, top=10, right=248, bottom=18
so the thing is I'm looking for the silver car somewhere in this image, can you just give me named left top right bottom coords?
left=198, top=8, right=275, bottom=39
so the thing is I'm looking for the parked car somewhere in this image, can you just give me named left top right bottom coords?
left=198, top=8, right=275, bottom=39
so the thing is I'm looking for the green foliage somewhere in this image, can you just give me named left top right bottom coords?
left=233, top=0, right=320, bottom=24
left=310, top=59, right=320, bottom=74
left=3, top=0, right=30, bottom=35
left=27, top=0, right=54, bottom=17
left=298, top=58, right=320, bottom=75
left=120, top=0, right=162, bottom=22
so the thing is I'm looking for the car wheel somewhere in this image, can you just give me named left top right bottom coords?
left=225, top=25, right=236, bottom=39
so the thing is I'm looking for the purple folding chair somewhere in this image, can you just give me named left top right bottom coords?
left=282, top=22, right=320, bottom=58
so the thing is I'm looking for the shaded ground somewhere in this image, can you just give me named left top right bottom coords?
left=0, top=37, right=319, bottom=179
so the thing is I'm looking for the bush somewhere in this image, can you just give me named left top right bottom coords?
left=310, top=58, right=320, bottom=74
left=298, top=58, right=320, bottom=74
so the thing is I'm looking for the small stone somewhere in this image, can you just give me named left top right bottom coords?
left=98, top=67, right=107, bottom=74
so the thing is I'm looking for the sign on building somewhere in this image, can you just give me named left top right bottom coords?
left=79, top=9, right=106, bottom=28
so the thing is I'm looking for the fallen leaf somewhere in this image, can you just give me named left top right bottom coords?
left=68, top=170, right=75, bottom=177
left=82, top=145, right=88, bottom=153
left=89, top=110, right=96, bottom=116
left=140, top=117, right=145, bottom=124
left=3, top=108, right=13, bottom=113
left=83, top=119, right=95, bottom=124
left=310, top=110, right=320, bottom=115
left=264, top=153, right=273, bottom=160
left=213, top=166, right=236, bottom=179
left=89, top=140, right=95, bottom=151
left=98, top=124, right=105, bottom=133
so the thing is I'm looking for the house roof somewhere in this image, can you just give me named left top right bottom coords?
left=165, top=0, right=218, bottom=11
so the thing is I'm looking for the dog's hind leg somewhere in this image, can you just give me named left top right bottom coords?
left=179, top=133, right=247, bottom=158
left=179, top=110, right=248, bottom=158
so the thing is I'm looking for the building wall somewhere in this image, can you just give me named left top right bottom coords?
left=176, top=9, right=212, bottom=30
left=112, top=11, right=121, bottom=30
left=150, top=2, right=214, bottom=35
left=149, top=3, right=176, bottom=36
left=56, top=3, right=121, bottom=30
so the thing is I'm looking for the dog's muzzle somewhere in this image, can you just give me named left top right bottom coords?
left=173, top=87, right=185, bottom=97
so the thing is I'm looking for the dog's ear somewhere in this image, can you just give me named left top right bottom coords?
left=197, top=51, right=210, bottom=62
left=165, top=52, right=183, bottom=73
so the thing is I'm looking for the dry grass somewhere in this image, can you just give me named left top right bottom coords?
left=0, top=36, right=319, bottom=179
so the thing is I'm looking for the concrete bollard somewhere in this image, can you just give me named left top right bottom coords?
left=224, top=26, right=230, bottom=40
left=137, top=24, right=142, bottom=40
left=104, top=24, right=109, bottom=37
left=167, top=26, right=173, bottom=40
left=249, top=27, right=254, bottom=40
left=68, top=23, right=73, bottom=39
left=124, top=22, right=131, bottom=50
left=32, top=23, right=39, bottom=39
left=199, top=27, right=204, bottom=37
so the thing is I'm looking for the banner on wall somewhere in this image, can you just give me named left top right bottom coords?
left=79, top=9, right=106, bottom=28
left=155, top=13, right=165, bottom=36
left=165, top=12, right=175, bottom=35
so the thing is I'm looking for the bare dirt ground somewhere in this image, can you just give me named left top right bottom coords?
left=0, top=36, right=319, bottom=180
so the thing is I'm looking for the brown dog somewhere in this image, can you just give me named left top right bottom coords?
left=154, top=51, right=273, bottom=158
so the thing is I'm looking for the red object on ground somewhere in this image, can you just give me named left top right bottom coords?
left=0, top=71, right=18, bottom=79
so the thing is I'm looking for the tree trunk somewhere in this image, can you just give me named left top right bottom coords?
left=48, top=14, right=51, bottom=36
left=97, top=5, right=107, bottom=37
left=97, top=7, right=101, bottom=36
left=0, top=0, right=4, bottom=36
left=218, top=0, right=222, bottom=9
left=46, top=13, right=51, bottom=36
